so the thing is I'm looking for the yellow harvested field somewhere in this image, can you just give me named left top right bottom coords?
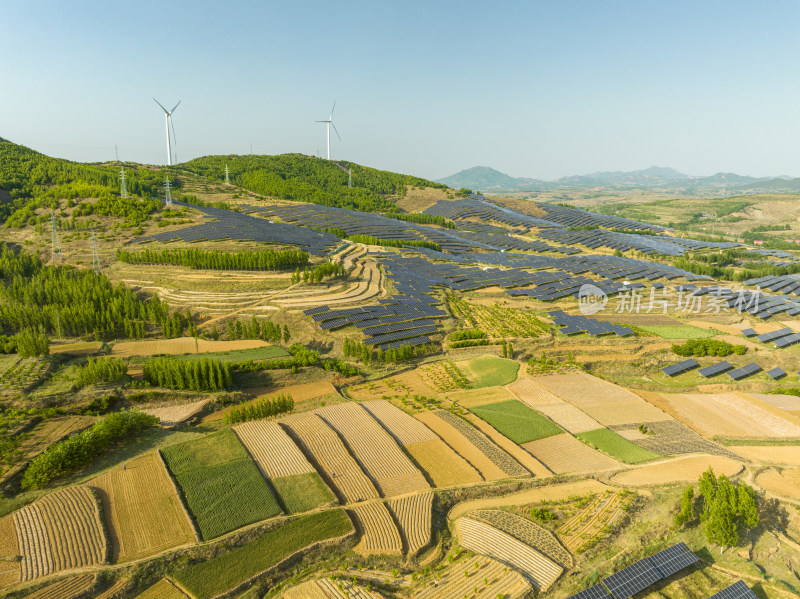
left=414, top=412, right=507, bottom=481
left=95, top=577, right=129, bottom=599
left=112, top=337, right=267, bottom=357
left=610, top=455, right=744, bottom=486
left=463, top=413, right=550, bottom=477
left=24, top=574, right=97, bottom=599
left=89, top=453, right=196, bottom=562
left=533, top=373, right=671, bottom=426
left=284, top=578, right=385, bottom=599
left=361, top=400, right=438, bottom=445
left=316, top=403, right=430, bottom=497
left=535, top=402, right=602, bottom=434
left=559, top=491, right=625, bottom=553
left=455, top=516, right=563, bottom=592
left=0, top=514, right=21, bottom=589
left=651, top=392, right=800, bottom=438
left=446, top=386, right=516, bottom=408
left=134, top=578, right=190, bottom=599
left=350, top=501, right=403, bottom=556
left=522, top=434, right=620, bottom=475
left=449, top=480, right=614, bottom=520
left=235, top=420, right=316, bottom=478
left=281, top=413, right=379, bottom=503
left=756, top=468, right=800, bottom=499
left=387, top=492, right=433, bottom=555
left=141, top=399, right=210, bottom=427
left=507, top=377, right=563, bottom=407
left=204, top=379, right=339, bottom=422
left=748, top=393, right=800, bottom=411
left=406, top=440, right=483, bottom=487
left=415, top=555, right=531, bottom=599
left=49, top=341, right=102, bottom=355
left=733, top=446, right=800, bottom=466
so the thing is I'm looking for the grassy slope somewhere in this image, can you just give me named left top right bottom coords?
left=576, top=429, right=661, bottom=464
left=171, top=346, right=289, bottom=363
left=638, top=325, right=721, bottom=339
left=470, top=400, right=563, bottom=444
left=173, top=509, right=353, bottom=599
left=459, top=356, right=520, bottom=388
left=271, top=472, right=336, bottom=514
left=160, top=428, right=281, bottom=539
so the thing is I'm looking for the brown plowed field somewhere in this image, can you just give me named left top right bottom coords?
left=285, top=578, right=385, bottom=599
left=134, top=577, right=190, bottom=599
left=315, top=403, right=429, bottom=497
left=414, top=412, right=507, bottom=481
left=415, top=555, right=531, bottom=599
left=234, top=420, right=316, bottom=478
left=0, top=514, right=20, bottom=589
left=112, top=337, right=267, bottom=357
left=733, top=446, right=800, bottom=465
left=142, top=399, right=210, bottom=427
left=534, top=402, right=602, bottom=434
left=610, top=455, right=743, bottom=486
left=350, top=501, right=403, bottom=556
left=446, top=386, right=516, bottom=408
left=90, top=453, right=196, bottom=562
left=405, top=440, right=483, bottom=487
left=756, top=468, right=800, bottom=499
left=280, top=413, right=379, bottom=503
left=507, top=377, right=568, bottom=407
left=462, top=413, right=550, bottom=477
left=360, top=400, right=437, bottom=445
left=387, top=492, right=433, bottom=554
left=25, top=573, right=96, bottom=599
left=559, top=491, right=625, bottom=553
left=522, top=434, right=620, bottom=474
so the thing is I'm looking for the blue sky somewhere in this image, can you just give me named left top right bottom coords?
left=3, top=1, right=800, bottom=180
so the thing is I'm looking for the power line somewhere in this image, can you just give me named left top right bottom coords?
left=119, top=167, right=128, bottom=198
left=163, top=175, right=173, bottom=206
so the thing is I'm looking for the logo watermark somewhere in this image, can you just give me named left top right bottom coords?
left=577, top=284, right=761, bottom=316
left=578, top=284, right=608, bottom=315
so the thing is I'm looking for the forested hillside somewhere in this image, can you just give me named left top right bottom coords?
left=181, top=153, right=445, bottom=213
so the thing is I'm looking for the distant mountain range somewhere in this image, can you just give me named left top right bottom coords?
left=437, top=165, right=800, bottom=194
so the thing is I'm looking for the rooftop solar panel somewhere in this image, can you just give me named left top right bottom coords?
left=705, top=580, right=759, bottom=599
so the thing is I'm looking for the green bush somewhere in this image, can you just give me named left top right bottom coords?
left=671, top=338, right=746, bottom=357
left=74, top=357, right=127, bottom=387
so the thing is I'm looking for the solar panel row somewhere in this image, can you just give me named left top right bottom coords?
left=728, top=363, right=762, bottom=381
left=705, top=580, right=758, bottom=599
left=661, top=359, right=700, bottom=377
left=698, top=361, right=733, bottom=378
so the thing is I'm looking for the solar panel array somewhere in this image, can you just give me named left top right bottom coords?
left=565, top=584, right=611, bottom=599
left=549, top=310, right=633, bottom=336
left=698, top=361, right=733, bottom=378
left=774, top=333, right=800, bottom=348
left=745, top=274, right=800, bottom=297
left=705, top=580, right=758, bottom=599
left=662, top=359, right=700, bottom=377
left=767, top=367, right=787, bottom=380
left=740, top=328, right=757, bottom=337
left=681, top=285, right=800, bottom=321
left=755, top=327, right=794, bottom=343
left=727, top=362, right=762, bottom=381
left=601, top=543, right=698, bottom=599
left=648, top=542, right=700, bottom=578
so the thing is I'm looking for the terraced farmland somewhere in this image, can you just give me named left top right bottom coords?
left=522, top=433, right=620, bottom=474
left=89, top=452, right=197, bottom=562
left=455, top=516, right=563, bottom=591
left=134, top=577, right=189, bottom=599
left=448, top=295, right=549, bottom=338
left=280, top=413, right=379, bottom=503
left=285, top=578, right=385, bottom=599
left=160, top=428, right=281, bottom=539
left=24, top=573, right=97, bottom=599
left=610, top=455, right=744, bottom=486
left=234, top=420, right=317, bottom=478
left=558, top=491, right=626, bottom=553
left=350, top=501, right=403, bottom=555
left=0, top=514, right=20, bottom=588
left=387, top=491, right=433, bottom=554
left=415, top=555, right=531, bottom=599
left=608, top=420, right=741, bottom=458
left=315, top=403, right=430, bottom=497
left=361, top=400, right=438, bottom=445
left=576, top=428, right=661, bottom=464
left=12, top=486, right=107, bottom=582
left=418, top=361, right=470, bottom=392
left=469, top=400, right=563, bottom=444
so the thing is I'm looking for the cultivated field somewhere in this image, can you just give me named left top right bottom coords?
left=415, top=555, right=531, bottom=599
left=469, top=400, right=562, bottom=444
left=280, top=413, right=379, bottom=503
left=756, top=468, right=800, bottom=500
left=462, top=413, right=552, bottom=477
left=455, top=516, right=563, bottom=591
left=387, top=492, right=433, bottom=555
left=404, top=440, right=484, bottom=487
left=733, top=446, right=800, bottom=465
left=360, top=400, right=438, bottom=445
left=112, top=337, right=269, bottom=357
left=234, top=420, right=317, bottom=478
left=12, top=486, right=106, bottom=582
left=558, top=491, right=626, bottom=553
left=350, top=501, right=403, bottom=556
left=416, top=361, right=469, bottom=394
left=141, top=399, right=211, bottom=427
left=89, top=452, right=197, bottom=562
left=24, top=573, right=96, bottom=599
left=315, top=403, right=430, bottom=497
left=160, top=429, right=281, bottom=539
left=522, top=434, right=620, bottom=474
left=134, top=577, right=190, bottom=599
left=0, top=514, right=20, bottom=588
left=610, top=455, right=744, bottom=486
left=575, top=429, right=661, bottom=464
left=446, top=386, right=517, bottom=407
left=507, top=376, right=565, bottom=407
left=455, top=356, right=520, bottom=388
left=507, top=377, right=603, bottom=433
left=284, top=578, right=385, bottom=599
left=608, top=420, right=741, bottom=458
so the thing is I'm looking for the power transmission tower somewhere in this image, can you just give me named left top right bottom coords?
left=91, top=230, right=101, bottom=273
left=119, top=167, right=128, bottom=198
left=225, top=164, right=230, bottom=184
left=50, top=212, right=62, bottom=262
left=163, top=175, right=173, bottom=206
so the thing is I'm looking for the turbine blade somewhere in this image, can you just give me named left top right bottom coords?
left=170, top=100, right=182, bottom=114
left=315, top=120, right=328, bottom=123
left=153, top=98, right=169, bottom=114
left=331, top=122, right=341, bottom=141
left=330, top=100, right=336, bottom=118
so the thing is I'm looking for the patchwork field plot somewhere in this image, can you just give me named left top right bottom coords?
left=558, top=491, right=625, bottom=553
left=173, top=510, right=353, bottom=599
left=650, top=392, right=800, bottom=438
left=733, top=446, right=800, bottom=465
left=463, top=414, right=552, bottom=477
left=350, top=501, right=403, bottom=556
left=468, top=510, right=573, bottom=568
left=455, top=516, right=563, bottom=591
left=315, top=403, right=429, bottom=497
left=415, top=555, right=531, bottom=599
left=272, top=473, right=336, bottom=514
left=280, top=413, right=379, bottom=503
left=448, top=296, right=550, bottom=338
left=749, top=392, right=800, bottom=411
left=576, top=429, right=661, bottom=464
left=610, top=455, right=743, bottom=486
left=756, top=467, right=800, bottom=499
left=470, top=400, right=563, bottom=444
left=0, top=514, right=20, bottom=588
left=534, top=373, right=671, bottom=426
left=387, top=492, right=433, bottom=555
left=234, top=420, right=317, bottom=478
left=142, top=399, right=211, bottom=427
left=160, top=428, right=281, bottom=540
left=445, top=386, right=516, bottom=407
left=24, top=573, right=96, bottom=599
left=405, top=440, right=483, bottom=487
left=506, top=376, right=564, bottom=407
left=172, top=345, right=289, bottom=363
left=456, top=356, right=520, bottom=388
left=284, top=578, right=385, bottom=599
left=89, top=452, right=196, bottom=562
left=534, top=402, right=603, bottom=434
left=522, top=434, right=620, bottom=474
left=134, top=578, right=189, bottom=599
left=417, top=361, right=469, bottom=393
left=360, top=400, right=438, bottom=445
left=608, top=420, right=741, bottom=458
left=112, top=337, right=269, bottom=357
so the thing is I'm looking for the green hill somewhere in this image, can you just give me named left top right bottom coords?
left=437, top=166, right=542, bottom=191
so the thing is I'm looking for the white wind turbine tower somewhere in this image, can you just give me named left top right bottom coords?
left=315, top=101, right=340, bottom=160
left=153, top=98, right=181, bottom=165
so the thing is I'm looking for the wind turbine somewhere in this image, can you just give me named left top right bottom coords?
left=315, top=101, right=340, bottom=160
left=153, top=98, right=181, bottom=165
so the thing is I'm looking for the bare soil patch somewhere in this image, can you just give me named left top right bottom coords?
left=756, top=468, right=800, bottom=499
left=610, top=455, right=743, bottom=486
left=734, top=446, right=800, bottom=466
left=522, top=434, right=620, bottom=474
left=112, top=338, right=267, bottom=357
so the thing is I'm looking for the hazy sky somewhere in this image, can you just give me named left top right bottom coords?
left=3, top=1, right=800, bottom=180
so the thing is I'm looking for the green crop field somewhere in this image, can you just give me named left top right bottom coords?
left=576, top=428, right=661, bottom=464
left=173, top=509, right=353, bottom=599
left=271, top=472, right=336, bottom=514
left=172, top=346, right=289, bottom=363
left=457, top=356, right=520, bottom=388
left=160, top=428, right=282, bottom=539
left=637, top=325, right=721, bottom=339
left=470, top=400, right=562, bottom=444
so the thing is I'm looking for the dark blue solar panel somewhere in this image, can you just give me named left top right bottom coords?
left=705, top=580, right=758, bottom=599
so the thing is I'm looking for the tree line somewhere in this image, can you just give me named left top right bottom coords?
left=342, top=337, right=436, bottom=365
left=74, top=357, right=127, bottom=388
left=291, top=262, right=349, bottom=284
left=142, top=357, right=233, bottom=391
left=223, top=393, right=294, bottom=425
left=116, top=247, right=309, bottom=271
left=223, top=316, right=289, bottom=343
